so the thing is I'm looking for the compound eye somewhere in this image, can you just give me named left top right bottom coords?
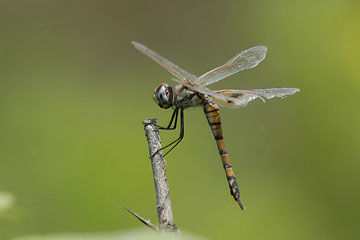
left=153, top=84, right=173, bottom=109
left=158, top=87, right=168, bottom=103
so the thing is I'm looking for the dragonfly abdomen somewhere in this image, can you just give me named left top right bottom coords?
left=203, top=99, right=245, bottom=210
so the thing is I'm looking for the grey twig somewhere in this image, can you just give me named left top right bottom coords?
left=125, top=118, right=179, bottom=233
left=143, top=118, right=179, bottom=232
left=123, top=207, right=157, bottom=231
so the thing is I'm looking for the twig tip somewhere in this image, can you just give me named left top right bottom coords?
left=142, top=118, right=157, bottom=125
left=123, top=206, right=157, bottom=231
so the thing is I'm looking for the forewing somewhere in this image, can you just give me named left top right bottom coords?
left=170, top=77, right=184, bottom=85
left=132, top=41, right=198, bottom=83
left=196, top=46, right=267, bottom=86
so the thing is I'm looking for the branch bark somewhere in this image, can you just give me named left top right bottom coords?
left=125, top=119, right=179, bottom=233
left=143, top=118, right=178, bottom=232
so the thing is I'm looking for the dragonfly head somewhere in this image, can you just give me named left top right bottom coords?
left=153, top=84, right=174, bottom=109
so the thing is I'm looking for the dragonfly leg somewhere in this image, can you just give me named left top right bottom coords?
left=163, top=109, right=184, bottom=157
left=151, top=109, right=184, bottom=158
left=157, top=108, right=179, bottom=130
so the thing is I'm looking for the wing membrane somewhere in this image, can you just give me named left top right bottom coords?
left=186, top=85, right=299, bottom=107
left=132, top=41, right=198, bottom=83
left=182, top=84, right=239, bottom=106
left=233, top=88, right=300, bottom=99
left=196, top=46, right=267, bottom=86
left=215, top=88, right=300, bottom=107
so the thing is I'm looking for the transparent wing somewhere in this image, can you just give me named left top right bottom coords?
left=195, top=46, right=267, bottom=86
left=214, top=88, right=300, bottom=107
left=186, top=85, right=300, bottom=107
left=186, top=85, right=243, bottom=107
left=132, top=41, right=198, bottom=83
left=170, top=77, right=185, bottom=85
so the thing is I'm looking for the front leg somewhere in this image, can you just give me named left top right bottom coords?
left=158, top=108, right=179, bottom=130
left=162, top=109, right=184, bottom=157
left=151, top=109, right=185, bottom=158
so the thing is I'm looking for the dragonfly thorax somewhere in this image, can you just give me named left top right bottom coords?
left=174, top=85, right=204, bottom=109
left=153, top=84, right=174, bottom=109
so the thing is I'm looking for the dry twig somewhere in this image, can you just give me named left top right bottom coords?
left=125, top=118, right=179, bottom=233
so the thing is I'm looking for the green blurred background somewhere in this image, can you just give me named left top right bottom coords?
left=0, top=0, right=359, bottom=239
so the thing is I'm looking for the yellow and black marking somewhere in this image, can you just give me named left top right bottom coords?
left=203, top=99, right=245, bottom=210
left=208, top=89, right=246, bottom=107
left=215, top=89, right=244, bottom=99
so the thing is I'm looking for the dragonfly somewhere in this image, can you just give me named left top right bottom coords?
left=132, top=41, right=299, bottom=210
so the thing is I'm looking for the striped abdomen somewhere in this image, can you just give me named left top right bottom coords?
left=203, top=99, right=245, bottom=210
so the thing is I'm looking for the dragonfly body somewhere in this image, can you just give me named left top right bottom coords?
left=154, top=82, right=244, bottom=208
left=203, top=99, right=243, bottom=209
left=174, top=84, right=204, bottom=109
left=133, top=41, right=300, bottom=210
